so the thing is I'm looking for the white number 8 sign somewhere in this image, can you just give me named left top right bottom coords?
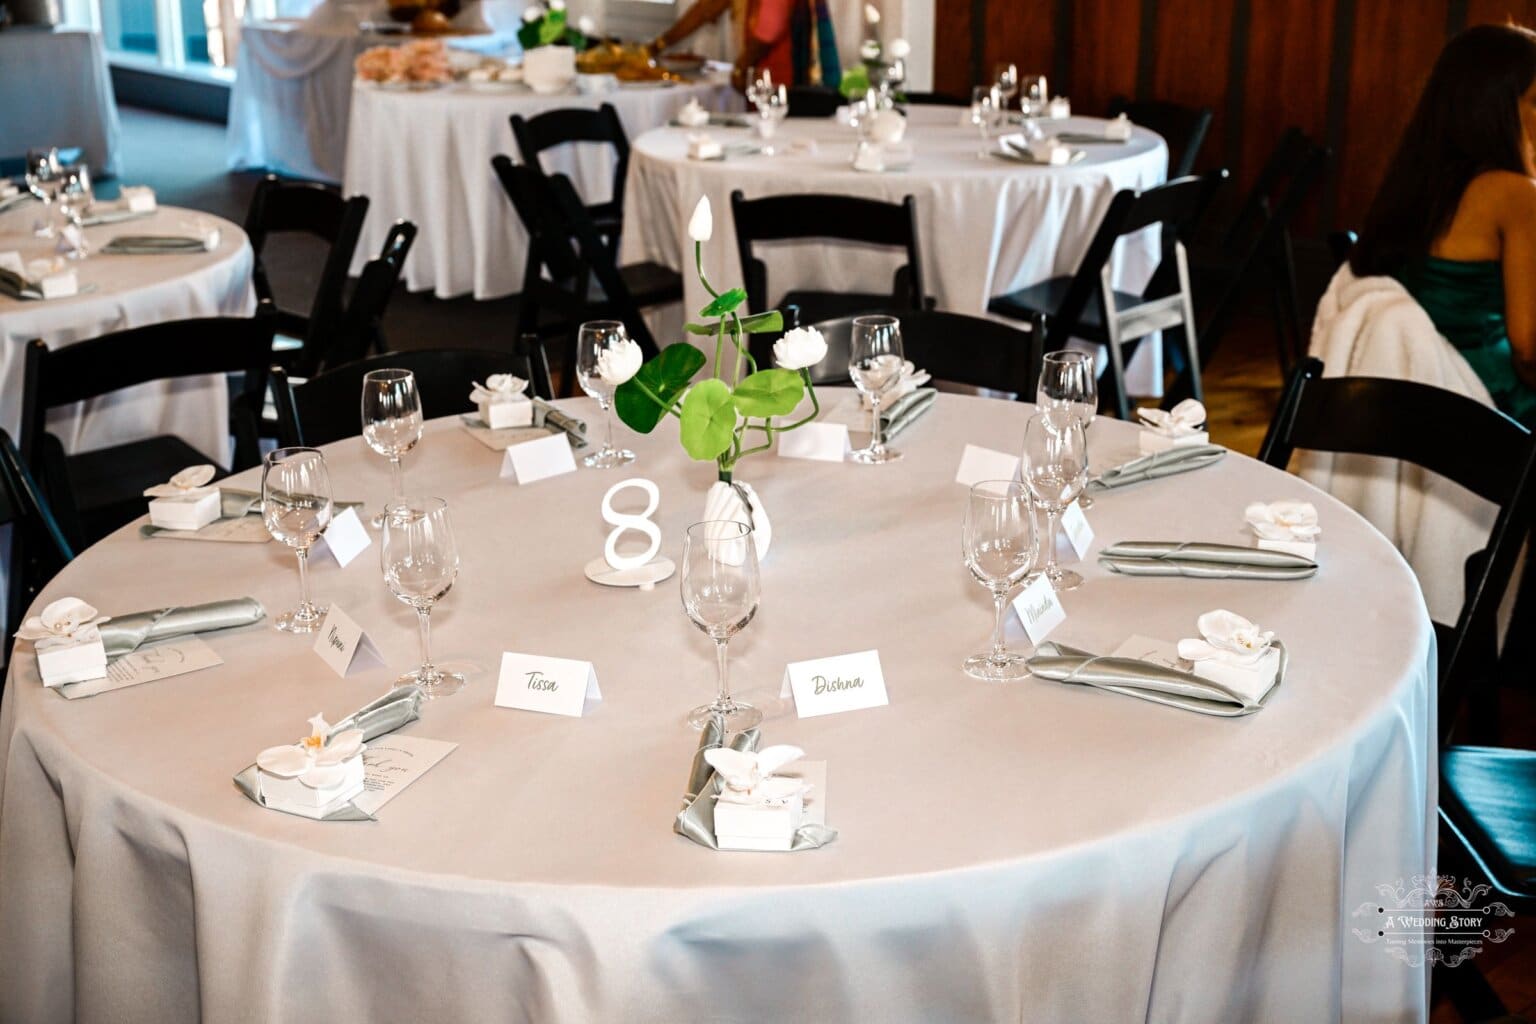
left=601, top=478, right=661, bottom=571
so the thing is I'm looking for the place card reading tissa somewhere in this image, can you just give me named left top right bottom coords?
left=955, top=444, right=1021, bottom=488
left=778, top=422, right=852, bottom=462
left=500, top=432, right=578, bottom=485
left=313, top=606, right=388, bottom=678
left=313, top=506, right=372, bottom=568
left=493, top=652, right=602, bottom=717
left=780, top=650, right=889, bottom=718
left=1012, top=574, right=1066, bottom=645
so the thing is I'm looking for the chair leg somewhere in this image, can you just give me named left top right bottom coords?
left=1099, top=268, right=1132, bottom=420
left=1277, top=228, right=1306, bottom=367
left=1175, top=244, right=1203, bottom=405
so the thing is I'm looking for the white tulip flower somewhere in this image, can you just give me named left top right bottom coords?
left=864, top=2, right=880, bottom=23
left=596, top=337, right=644, bottom=385
left=548, top=0, right=565, bottom=10
left=687, top=195, right=713, bottom=242
left=577, top=14, right=595, bottom=34
left=888, top=37, right=911, bottom=59
left=773, top=326, right=828, bottom=370
left=521, top=5, right=543, bottom=22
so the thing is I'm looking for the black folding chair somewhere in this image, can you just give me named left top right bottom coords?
left=989, top=171, right=1228, bottom=419
left=803, top=309, right=1046, bottom=397
left=902, top=91, right=966, bottom=107
left=243, top=175, right=369, bottom=375
left=318, top=220, right=417, bottom=370
left=1, top=429, right=75, bottom=668
left=19, top=315, right=275, bottom=549
left=731, top=190, right=927, bottom=327
left=271, top=342, right=553, bottom=448
left=1108, top=96, right=1214, bottom=178
left=510, top=103, right=629, bottom=250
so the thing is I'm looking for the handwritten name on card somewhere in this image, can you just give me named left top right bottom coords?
left=500, top=432, right=578, bottom=485
left=780, top=649, right=889, bottom=718
left=494, top=652, right=602, bottom=717
left=955, top=444, right=1021, bottom=488
left=314, top=506, right=372, bottom=567
left=778, top=422, right=852, bottom=462
left=313, top=606, right=389, bottom=678
left=1012, top=574, right=1066, bottom=645
left=1061, top=500, right=1094, bottom=559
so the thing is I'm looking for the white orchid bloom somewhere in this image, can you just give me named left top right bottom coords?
left=15, top=597, right=110, bottom=650
left=596, top=337, right=644, bottom=386
left=1137, top=398, right=1207, bottom=437
left=143, top=463, right=218, bottom=499
left=548, top=0, right=565, bottom=10
left=1244, top=500, right=1321, bottom=542
left=521, top=5, right=543, bottom=22
left=888, top=37, right=911, bottom=58
left=577, top=14, right=595, bottom=34
left=1177, top=610, right=1275, bottom=667
left=705, top=745, right=810, bottom=805
left=773, top=326, right=828, bottom=370
left=863, top=2, right=880, bottom=23
left=257, top=713, right=367, bottom=790
left=687, top=195, right=713, bottom=242
left=860, top=39, right=881, bottom=62
left=470, top=373, right=529, bottom=403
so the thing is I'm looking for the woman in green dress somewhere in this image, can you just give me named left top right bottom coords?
left=1353, top=23, right=1536, bottom=427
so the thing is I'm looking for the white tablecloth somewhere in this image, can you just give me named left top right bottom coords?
left=0, top=396, right=1433, bottom=1022
left=624, top=110, right=1170, bottom=392
left=0, top=28, right=121, bottom=178
left=343, top=79, right=738, bottom=298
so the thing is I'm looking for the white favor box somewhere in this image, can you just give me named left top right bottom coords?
left=259, top=755, right=365, bottom=816
left=122, top=185, right=158, bottom=213
left=1257, top=537, right=1317, bottom=560
left=1189, top=646, right=1280, bottom=703
left=37, top=638, right=108, bottom=687
left=687, top=136, right=723, bottom=161
left=1048, top=96, right=1071, bottom=119
left=715, top=795, right=802, bottom=851
left=479, top=395, right=533, bottom=429
left=1138, top=428, right=1209, bottom=455
left=148, top=490, right=221, bottom=531
left=37, top=271, right=78, bottom=300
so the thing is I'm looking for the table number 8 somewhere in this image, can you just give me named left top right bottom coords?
left=602, top=478, right=662, bottom=571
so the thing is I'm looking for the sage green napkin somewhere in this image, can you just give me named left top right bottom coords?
left=532, top=398, right=589, bottom=450
left=101, top=597, right=266, bottom=658
left=1089, top=444, right=1225, bottom=490
left=1099, top=541, right=1317, bottom=580
left=669, top=113, right=750, bottom=128
left=0, top=190, right=30, bottom=214
left=102, top=235, right=208, bottom=254
left=0, top=266, right=42, bottom=300
left=675, top=715, right=838, bottom=851
left=232, top=685, right=424, bottom=822
left=81, top=206, right=152, bottom=227
left=881, top=387, right=937, bottom=441
left=1027, top=641, right=1285, bottom=716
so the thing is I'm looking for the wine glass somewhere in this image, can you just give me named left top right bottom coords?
left=381, top=496, right=464, bottom=699
left=681, top=520, right=762, bottom=731
left=970, top=85, right=999, bottom=158
left=962, top=480, right=1037, bottom=681
left=54, top=166, right=92, bottom=259
left=848, top=314, right=905, bottom=464
left=993, top=63, right=1019, bottom=123
left=262, top=447, right=334, bottom=632
left=24, top=148, right=62, bottom=238
left=575, top=319, right=638, bottom=468
left=1020, top=73, right=1049, bottom=117
left=1020, top=413, right=1088, bottom=591
left=361, top=368, right=423, bottom=527
left=1037, top=350, right=1098, bottom=508
left=754, top=84, right=789, bottom=155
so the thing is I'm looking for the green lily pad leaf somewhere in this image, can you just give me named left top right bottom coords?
left=699, top=287, right=747, bottom=318
left=614, top=343, right=705, bottom=434
left=732, top=368, right=804, bottom=418
left=738, top=310, right=784, bottom=334
left=683, top=321, right=721, bottom=336
left=679, top=379, right=737, bottom=460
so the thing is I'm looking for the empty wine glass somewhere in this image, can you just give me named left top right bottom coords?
left=1020, top=73, right=1049, bottom=117
left=970, top=85, right=999, bottom=158
left=24, top=148, right=62, bottom=238
left=681, top=520, right=762, bottom=731
left=993, top=63, right=1019, bottom=123
left=754, top=83, right=789, bottom=155
left=55, top=166, right=92, bottom=259
left=962, top=480, right=1037, bottom=681
left=1037, top=350, right=1098, bottom=508
left=362, top=368, right=424, bottom=527
left=575, top=319, right=638, bottom=468
left=848, top=314, right=905, bottom=464
left=1021, top=413, right=1088, bottom=591
left=381, top=496, right=463, bottom=699
left=262, top=447, right=334, bottom=632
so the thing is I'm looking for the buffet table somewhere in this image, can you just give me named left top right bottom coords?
left=0, top=394, right=1433, bottom=1021
left=0, top=28, right=121, bottom=177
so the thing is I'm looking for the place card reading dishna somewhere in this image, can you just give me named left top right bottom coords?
left=1061, top=500, right=1095, bottom=559
left=780, top=649, right=889, bottom=718
left=955, top=444, right=1021, bottom=488
left=494, top=652, right=602, bottom=717
left=778, top=422, right=852, bottom=462
left=1012, top=574, right=1066, bottom=645
left=313, top=606, right=388, bottom=678
left=313, top=506, right=372, bottom=567
left=500, top=432, right=578, bottom=484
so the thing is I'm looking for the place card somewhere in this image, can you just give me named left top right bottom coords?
left=494, top=652, right=602, bottom=717
left=778, top=422, right=851, bottom=462
left=313, top=506, right=371, bottom=567
left=955, top=444, right=1021, bottom=488
left=1061, top=500, right=1094, bottom=559
left=351, top=734, right=459, bottom=815
left=1012, top=574, right=1065, bottom=645
left=779, top=649, right=888, bottom=718
left=500, top=432, right=578, bottom=484
left=56, top=637, right=225, bottom=700
left=313, top=606, right=388, bottom=678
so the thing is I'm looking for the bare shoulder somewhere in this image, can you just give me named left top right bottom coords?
left=1465, top=170, right=1536, bottom=215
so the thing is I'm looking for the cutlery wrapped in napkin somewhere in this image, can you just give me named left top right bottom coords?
left=1098, top=540, right=1317, bottom=580
left=102, top=228, right=221, bottom=254
left=532, top=397, right=589, bottom=449
left=99, top=597, right=267, bottom=659
left=1088, top=443, right=1225, bottom=490
left=0, top=251, right=78, bottom=300
left=1026, top=638, right=1285, bottom=716
left=82, top=185, right=157, bottom=225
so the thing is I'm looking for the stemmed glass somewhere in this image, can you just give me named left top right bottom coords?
left=681, top=520, right=762, bottom=731
left=381, top=496, right=464, bottom=699
left=24, top=148, right=62, bottom=238
left=1037, top=350, right=1098, bottom=508
left=962, top=480, right=1037, bottom=681
left=55, top=166, right=92, bottom=260
left=753, top=83, right=789, bottom=155
left=362, top=368, right=424, bottom=527
left=1021, top=413, right=1088, bottom=591
left=848, top=314, right=905, bottom=464
left=1020, top=73, right=1049, bottom=117
left=993, top=63, right=1019, bottom=125
left=970, top=86, right=999, bottom=158
left=575, top=319, right=637, bottom=468
left=262, top=447, right=334, bottom=633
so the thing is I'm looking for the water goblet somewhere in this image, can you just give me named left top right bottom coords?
left=994, top=62, right=1019, bottom=113
left=381, top=496, right=464, bottom=699
left=681, top=520, right=762, bottom=731
left=848, top=314, right=905, bottom=464
left=262, top=446, right=334, bottom=632
left=1037, top=349, right=1098, bottom=508
left=55, top=166, right=93, bottom=259
left=24, top=148, right=62, bottom=238
left=970, top=85, right=999, bottom=158
left=575, top=319, right=638, bottom=468
left=1020, top=73, right=1049, bottom=118
left=1021, top=413, right=1088, bottom=591
left=361, top=368, right=424, bottom=527
left=962, top=479, right=1037, bottom=681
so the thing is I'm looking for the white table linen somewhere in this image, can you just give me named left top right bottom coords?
left=0, top=28, right=121, bottom=178
left=343, top=79, right=738, bottom=299
left=0, top=396, right=1432, bottom=1022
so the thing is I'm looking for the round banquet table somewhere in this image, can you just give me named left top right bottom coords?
left=0, top=394, right=1433, bottom=1022
left=342, top=78, right=738, bottom=300
left=622, top=109, right=1171, bottom=393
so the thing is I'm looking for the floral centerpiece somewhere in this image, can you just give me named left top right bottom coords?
left=355, top=39, right=452, bottom=85
left=607, top=196, right=826, bottom=557
left=839, top=3, right=909, bottom=101
left=517, top=0, right=588, bottom=50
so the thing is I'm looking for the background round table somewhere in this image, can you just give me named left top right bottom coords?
left=342, top=78, right=738, bottom=300
left=0, top=393, right=1432, bottom=1022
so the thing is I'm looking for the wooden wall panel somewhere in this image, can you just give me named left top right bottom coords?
left=1068, top=0, right=1141, bottom=115
left=981, top=0, right=1055, bottom=98
left=932, top=0, right=974, bottom=98
left=1148, top=0, right=1235, bottom=171
left=1468, top=0, right=1536, bottom=26
left=1240, top=0, right=1334, bottom=193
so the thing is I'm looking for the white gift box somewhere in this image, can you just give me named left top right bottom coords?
left=478, top=394, right=533, bottom=429
left=687, top=135, right=723, bottom=161
left=1189, top=645, right=1280, bottom=703
left=1138, top=428, right=1209, bottom=454
left=1106, top=113, right=1133, bottom=140
left=715, top=794, right=802, bottom=851
left=259, top=755, right=365, bottom=815
left=37, top=637, right=108, bottom=687
left=1048, top=96, right=1071, bottom=119
left=1257, top=537, right=1317, bottom=560
left=37, top=270, right=78, bottom=300
left=148, top=489, right=221, bottom=531
left=122, top=185, right=158, bottom=213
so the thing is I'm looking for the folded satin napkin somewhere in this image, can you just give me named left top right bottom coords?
left=1026, top=640, right=1286, bottom=716
left=80, top=207, right=152, bottom=227
left=532, top=397, right=589, bottom=449
left=232, top=685, right=424, bottom=821
left=1098, top=541, right=1318, bottom=580
left=881, top=387, right=937, bottom=441
left=675, top=714, right=838, bottom=851
left=102, top=233, right=217, bottom=254
left=1089, top=444, right=1225, bottom=489
left=101, top=597, right=267, bottom=658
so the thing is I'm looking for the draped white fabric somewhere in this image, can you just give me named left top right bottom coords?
left=0, top=29, right=121, bottom=177
left=0, top=400, right=1433, bottom=1022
